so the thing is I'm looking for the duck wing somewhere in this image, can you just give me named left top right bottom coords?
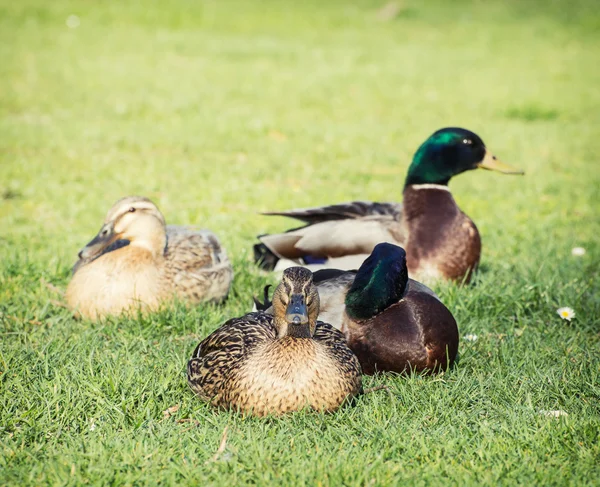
left=164, top=226, right=233, bottom=303
left=263, top=201, right=402, bottom=224
left=257, top=201, right=404, bottom=264
left=312, top=270, right=356, bottom=331
left=165, top=226, right=228, bottom=268
left=187, top=312, right=276, bottom=401
left=313, top=321, right=363, bottom=387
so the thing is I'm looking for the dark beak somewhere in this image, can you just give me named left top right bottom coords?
left=285, top=294, right=309, bottom=325
left=78, top=222, right=119, bottom=262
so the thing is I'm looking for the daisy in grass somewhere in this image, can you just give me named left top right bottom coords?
left=463, top=334, right=478, bottom=342
left=556, top=307, right=575, bottom=321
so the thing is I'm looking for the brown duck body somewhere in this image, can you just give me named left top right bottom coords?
left=342, top=285, right=459, bottom=375
left=402, top=184, right=480, bottom=282
left=188, top=312, right=362, bottom=416
left=310, top=268, right=458, bottom=375
left=67, top=246, right=163, bottom=319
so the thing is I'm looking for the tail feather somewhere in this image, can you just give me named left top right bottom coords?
left=253, top=285, right=273, bottom=311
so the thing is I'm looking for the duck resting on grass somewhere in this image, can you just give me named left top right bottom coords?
left=254, top=127, right=524, bottom=283
left=255, top=243, right=459, bottom=375
left=66, top=196, right=233, bottom=320
left=187, top=267, right=362, bottom=416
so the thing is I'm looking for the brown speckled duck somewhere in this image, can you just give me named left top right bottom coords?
left=187, top=267, right=362, bottom=416
left=66, top=196, right=233, bottom=320
left=256, top=243, right=459, bottom=375
left=254, top=127, right=523, bottom=283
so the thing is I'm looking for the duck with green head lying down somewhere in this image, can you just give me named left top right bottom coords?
left=256, top=243, right=459, bottom=375
left=254, top=127, right=523, bottom=283
left=188, top=267, right=362, bottom=416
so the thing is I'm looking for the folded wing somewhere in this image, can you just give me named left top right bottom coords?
left=164, top=226, right=233, bottom=303
left=258, top=201, right=405, bottom=262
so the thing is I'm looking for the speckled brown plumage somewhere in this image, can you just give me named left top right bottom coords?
left=187, top=268, right=362, bottom=416
left=161, top=226, right=233, bottom=303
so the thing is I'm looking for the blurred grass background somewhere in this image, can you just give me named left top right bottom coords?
left=1, top=0, right=599, bottom=485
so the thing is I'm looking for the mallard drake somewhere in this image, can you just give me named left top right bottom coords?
left=254, top=127, right=523, bottom=283
left=256, top=243, right=458, bottom=375
left=66, top=196, right=233, bottom=320
left=187, top=267, right=362, bottom=416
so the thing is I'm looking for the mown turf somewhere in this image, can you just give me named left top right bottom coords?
left=1, top=0, right=599, bottom=485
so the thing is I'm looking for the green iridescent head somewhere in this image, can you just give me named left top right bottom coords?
left=404, top=127, right=523, bottom=186
left=345, top=243, right=408, bottom=320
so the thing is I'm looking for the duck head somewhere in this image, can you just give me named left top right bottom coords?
left=78, top=196, right=167, bottom=263
left=404, top=127, right=524, bottom=186
left=272, top=267, right=320, bottom=338
left=345, top=243, right=409, bottom=320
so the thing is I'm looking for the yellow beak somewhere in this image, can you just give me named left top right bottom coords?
left=477, top=149, right=524, bottom=175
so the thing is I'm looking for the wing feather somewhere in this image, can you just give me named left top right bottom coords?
left=263, top=201, right=401, bottom=224
left=259, top=218, right=401, bottom=259
left=258, top=201, right=404, bottom=262
left=163, top=226, right=233, bottom=302
left=187, top=312, right=275, bottom=401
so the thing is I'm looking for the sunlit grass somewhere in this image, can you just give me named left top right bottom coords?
left=1, top=0, right=599, bottom=484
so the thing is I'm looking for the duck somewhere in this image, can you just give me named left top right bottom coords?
left=66, top=196, right=233, bottom=320
left=253, top=127, right=523, bottom=283
left=187, top=266, right=362, bottom=416
left=255, top=243, right=459, bottom=375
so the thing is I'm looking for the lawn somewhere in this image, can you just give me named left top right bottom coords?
left=1, top=0, right=599, bottom=484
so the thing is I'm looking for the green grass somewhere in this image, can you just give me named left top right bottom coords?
left=1, top=0, right=599, bottom=484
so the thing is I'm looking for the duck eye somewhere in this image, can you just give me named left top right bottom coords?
left=128, top=207, right=136, bottom=213
left=462, top=139, right=472, bottom=145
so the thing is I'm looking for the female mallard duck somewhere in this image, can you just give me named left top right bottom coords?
left=66, top=196, right=233, bottom=320
left=256, top=243, right=458, bottom=375
left=187, top=267, right=362, bottom=416
left=254, top=127, right=523, bottom=283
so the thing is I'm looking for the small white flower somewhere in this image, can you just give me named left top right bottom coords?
left=89, top=421, right=96, bottom=431
left=571, top=247, right=586, bottom=256
left=463, top=334, right=478, bottom=342
left=66, top=15, right=80, bottom=29
left=556, top=307, right=575, bottom=321
left=539, top=410, right=568, bottom=418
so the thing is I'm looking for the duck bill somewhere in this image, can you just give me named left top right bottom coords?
left=78, top=222, right=120, bottom=261
left=477, top=149, right=524, bottom=175
left=285, top=294, right=309, bottom=325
